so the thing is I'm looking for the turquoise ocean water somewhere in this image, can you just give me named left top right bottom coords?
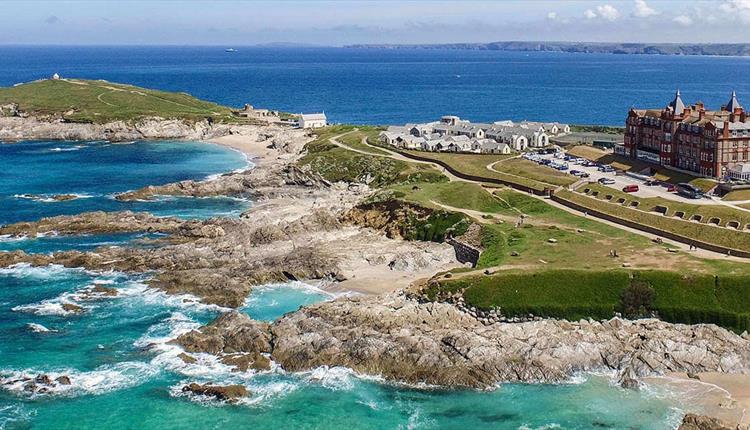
left=0, top=141, right=697, bottom=429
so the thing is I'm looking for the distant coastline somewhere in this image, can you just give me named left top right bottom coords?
left=345, top=41, right=750, bottom=57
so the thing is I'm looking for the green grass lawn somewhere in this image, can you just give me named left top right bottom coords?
left=723, top=189, right=750, bottom=201
left=298, top=126, right=446, bottom=188
left=557, top=188, right=750, bottom=251
left=430, top=269, right=750, bottom=332
left=399, top=150, right=566, bottom=192
left=387, top=181, right=506, bottom=213
left=337, top=127, right=391, bottom=156
left=579, top=183, right=750, bottom=228
left=492, top=158, right=576, bottom=187
left=0, top=79, right=241, bottom=123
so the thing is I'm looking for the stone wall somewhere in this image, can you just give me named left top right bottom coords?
left=447, top=238, right=481, bottom=267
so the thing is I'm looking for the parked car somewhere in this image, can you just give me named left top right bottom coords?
left=644, top=179, right=660, bottom=186
left=597, top=164, right=615, bottom=173
left=665, top=184, right=677, bottom=193
left=675, top=183, right=703, bottom=199
left=569, top=170, right=589, bottom=178
left=622, top=184, right=639, bottom=193
left=598, top=177, right=615, bottom=185
left=584, top=161, right=598, bottom=167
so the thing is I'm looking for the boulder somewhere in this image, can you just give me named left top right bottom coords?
left=181, top=383, right=249, bottom=402
left=677, top=414, right=736, bottom=430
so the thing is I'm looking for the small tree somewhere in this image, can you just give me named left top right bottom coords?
left=621, top=279, right=655, bottom=318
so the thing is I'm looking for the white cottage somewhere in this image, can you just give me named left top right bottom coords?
left=299, top=113, right=327, bottom=129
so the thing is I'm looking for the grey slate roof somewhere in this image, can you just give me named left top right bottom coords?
left=668, top=89, right=686, bottom=113
left=727, top=91, right=743, bottom=112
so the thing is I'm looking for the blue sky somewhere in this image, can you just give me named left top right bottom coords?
left=1, top=0, right=750, bottom=45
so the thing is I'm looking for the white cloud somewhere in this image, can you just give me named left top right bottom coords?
left=719, top=0, right=750, bottom=23
left=633, top=0, right=658, bottom=18
left=584, top=9, right=598, bottom=19
left=596, top=4, right=621, bottom=21
left=547, top=11, right=557, bottom=20
left=673, top=15, right=693, bottom=26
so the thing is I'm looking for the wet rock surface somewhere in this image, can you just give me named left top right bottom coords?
left=0, top=211, right=185, bottom=238
left=174, top=312, right=272, bottom=372
left=181, top=383, right=249, bottom=402
left=174, top=294, right=750, bottom=389
left=678, top=414, right=738, bottom=430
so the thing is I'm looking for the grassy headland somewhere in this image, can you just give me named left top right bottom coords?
left=0, top=78, right=241, bottom=123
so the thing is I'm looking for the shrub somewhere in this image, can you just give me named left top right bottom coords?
left=620, top=279, right=655, bottom=318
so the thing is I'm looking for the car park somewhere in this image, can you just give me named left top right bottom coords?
left=622, top=184, right=639, bottom=193
left=598, top=177, right=615, bottom=185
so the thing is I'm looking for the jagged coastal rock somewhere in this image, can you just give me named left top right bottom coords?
left=170, top=293, right=750, bottom=389
left=0, top=115, right=308, bottom=143
left=181, top=383, right=249, bottom=402
left=678, top=414, right=739, bottom=430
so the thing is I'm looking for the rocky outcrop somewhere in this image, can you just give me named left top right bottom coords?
left=176, top=294, right=750, bottom=389
left=181, top=383, right=249, bottom=402
left=0, top=103, right=19, bottom=117
left=0, top=115, right=309, bottom=144
left=678, top=414, right=738, bottom=430
left=114, top=165, right=328, bottom=201
left=0, top=116, right=218, bottom=142
left=0, top=211, right=186, bottom=238
left=174, top=312, right=272, bottom=372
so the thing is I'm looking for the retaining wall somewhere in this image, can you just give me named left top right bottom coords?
left=550, top=194, right=750, bottom=258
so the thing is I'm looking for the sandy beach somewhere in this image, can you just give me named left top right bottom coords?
left=208, top=130, right=460, bottom=296
left=645, top=372, right=750, bottom=429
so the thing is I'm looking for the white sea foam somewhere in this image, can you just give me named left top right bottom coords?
left=0, top=234, right=28, bottom=242
left=0, top=362, right=159, bottom=398
left=25, top=323, right=57, bottom=333
left=13, top=193, right=93, bottom=203
left=12, top=297, right=89, bottom=316
left=0, top=263, right=84, bottom=280
left=117, top=281, right=231, bottom=313
left=517, top=424, right=562, bottom=430
left=49, top=145, right=84, bottom=152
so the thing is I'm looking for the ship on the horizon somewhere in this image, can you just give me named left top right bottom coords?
left=225, top=48, right=237, bottom=52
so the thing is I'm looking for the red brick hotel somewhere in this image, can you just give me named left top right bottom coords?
left=624, top=91, right=750, bottom=180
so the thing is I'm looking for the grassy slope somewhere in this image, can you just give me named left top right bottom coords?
left=565, top=184, right=750, bottom=249
left=0, top=79, right=240, bottom=123
left=311, top=127, right=750, bottom=330
left=398, top=150, right=573, bottom=191
left=298, top=126, right=446, bottom=187
left=434, top=269, right=750, bottom=332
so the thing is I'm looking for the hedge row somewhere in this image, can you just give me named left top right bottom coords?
left=439, top=269, right=750, bottom=332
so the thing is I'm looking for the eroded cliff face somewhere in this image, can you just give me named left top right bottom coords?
left=172, top=292, right=750, bottom=389
left=0, top=116, right=300, bottom=142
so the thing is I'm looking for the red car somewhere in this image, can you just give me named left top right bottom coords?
left=622, top=184, right=639, bottom=193
left=665, top=184, right=677, bottom=192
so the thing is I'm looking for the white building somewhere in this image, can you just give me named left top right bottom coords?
left=299, top=113, right=327, bottom=129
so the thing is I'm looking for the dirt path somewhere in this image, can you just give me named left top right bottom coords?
left=332, top=132, right=748, bottom=263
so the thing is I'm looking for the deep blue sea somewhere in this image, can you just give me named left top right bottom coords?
left=0, top=47, right=731, bottom=428
left=1, top=46, right=750, bottom=125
